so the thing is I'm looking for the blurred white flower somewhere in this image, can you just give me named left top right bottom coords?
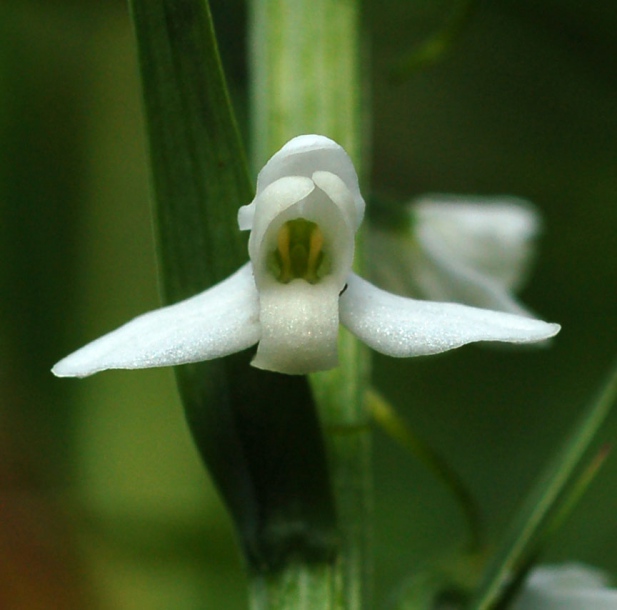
left=53, top=136, right=559, bottom=378
left=369, top=195, right=541, bottom=316
left=512, top=563, right=617, bottom=610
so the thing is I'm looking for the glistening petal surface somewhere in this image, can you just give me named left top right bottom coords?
left=252, top=277, right=341, bottom=374
left=52, top=263, right=260, bottom=378
left=340, top=273, right=560, bottom=357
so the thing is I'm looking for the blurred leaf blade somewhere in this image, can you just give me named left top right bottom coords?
left=128, top=0, right=335, bottom=572
left=129, top=0, right=250, bottom=292
left=468, top=360, right=617, bottom=610
left=491, top=444, right=612, bottom=610
left=391, top=0, right=476, bottom=82
left=368, top=388, right=484, bottom=553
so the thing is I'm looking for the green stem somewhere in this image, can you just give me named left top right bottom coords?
left=249, top=0, right=363, bottom=169
left=312, top=365, right=372, bottom=610
left=249, top=0, right=370, bottom=608
left=248, top=562, right=339, bottom=610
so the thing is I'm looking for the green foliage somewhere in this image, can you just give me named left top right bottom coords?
left=468, top=362, right=617, bottom=610
left=4, top=0, right=617, bottom=607
left=129, top=0, right=335, bottom=573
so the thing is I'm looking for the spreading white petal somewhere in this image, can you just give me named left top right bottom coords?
left=340, top=272, right=560, bottom=357
left=512, top=564, right=617, bottom=610
left=52, top=263, right=260, bottom=378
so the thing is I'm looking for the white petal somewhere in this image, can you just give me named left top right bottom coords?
left=340, top=273, right=560, bottom=357
left=368, top=196, right=541, bottom=316
left=512, top=564, right=617, bottom=610
left=238, top=134, right=365, bottom=230
left=238, top=176, right=315, bottom=232
left=247, top=176, right=316, bottom=264
left=311, top=170, right=358, bottom=230
left=52, top=263, right=260, bottom=378
left=251, top=276, right=340, bottom=374
left=410, top=226, right=535, bottom=316
left=237, top=200, right=255, bottom=231
left=413, top=195, right=540, bottom=291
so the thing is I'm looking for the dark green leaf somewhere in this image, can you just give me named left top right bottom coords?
left=129, top=0, right=336, bottom=570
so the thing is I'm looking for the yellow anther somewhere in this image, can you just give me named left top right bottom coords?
left=277, top=222, right=292, bottom=283
left=306, top=225, right=324, bottom=283
left=273, top=219, right=326, bottom=284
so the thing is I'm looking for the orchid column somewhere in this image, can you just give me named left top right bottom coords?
left=249, top=1, right=370, bottom=609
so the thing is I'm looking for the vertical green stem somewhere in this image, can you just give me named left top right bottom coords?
left=249, top=1, right=370, bottom=608
left=248, top=562, right=339, bottom=610
left=311, top=344, right=371, bottom=610
left=249, top=0, right=363, bottom=170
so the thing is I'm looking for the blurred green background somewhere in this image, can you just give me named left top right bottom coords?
left=1, top=0, right=616, bottom=608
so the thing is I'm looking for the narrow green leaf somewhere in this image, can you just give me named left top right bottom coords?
left=491, top=445, right=611, bottom=610
left=467, top=361, right=617, bottom=610
left=248, top=560, right=338, bottom=610
left=128, top=0, right=335, bottom=571
left=130, top=0, right=250, bottom=289
left=540, top=444, right=611, bottom=542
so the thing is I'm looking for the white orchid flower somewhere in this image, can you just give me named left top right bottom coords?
left=53, top=135, right=560, bottom=378
left=369, top=195, right=541, bottom=317
left=512, top=563, right=617, bottom=609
